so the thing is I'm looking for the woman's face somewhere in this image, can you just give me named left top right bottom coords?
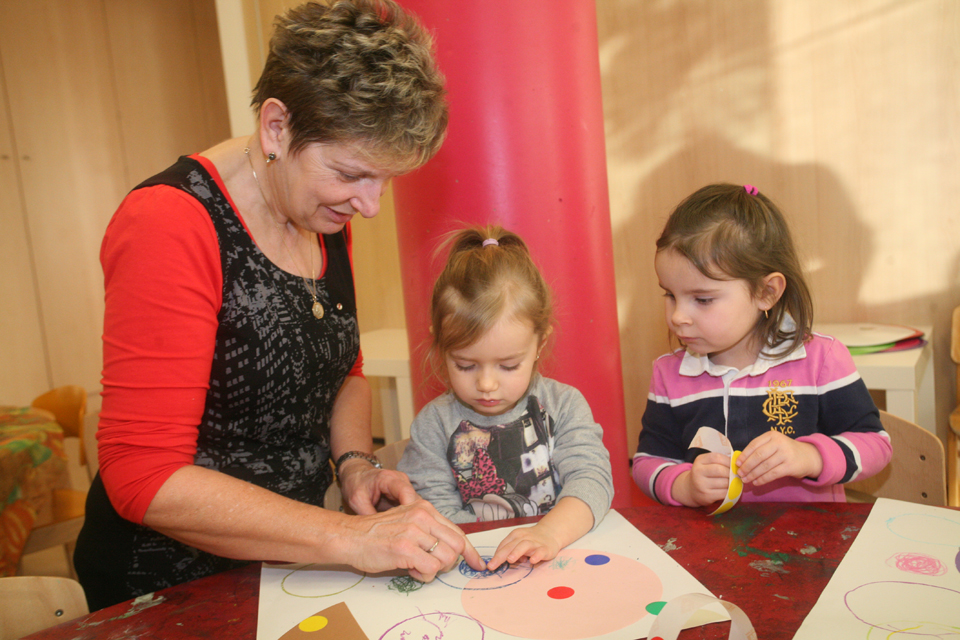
left=273, top=141, right=398, bottom=234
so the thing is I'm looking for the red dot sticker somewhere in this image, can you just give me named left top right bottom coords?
left=547, top=586, right=575, bottom=599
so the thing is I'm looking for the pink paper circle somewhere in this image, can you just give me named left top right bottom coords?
left=461, top=549, right=662, bottom=640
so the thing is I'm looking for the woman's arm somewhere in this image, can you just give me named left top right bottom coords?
left=142, top=463, right=481, bottom=581
left=330, top=374, right=418, bottom=514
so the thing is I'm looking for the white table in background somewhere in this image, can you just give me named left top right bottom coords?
left=817, top=324, right=935, bottom=434
left=360, top=329, right=415, bottom=444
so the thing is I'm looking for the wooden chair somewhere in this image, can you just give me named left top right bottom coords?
left=323, top=439, right=410, bottom=513
left=949, top=306, right=960, bottom=506
left=0, top=576, right=88, bottom=640
left=374, top=438, right=409, bottom=472
left=845, top=410, right=946, bottom=506
left=19, top=386, right=88, bottom=578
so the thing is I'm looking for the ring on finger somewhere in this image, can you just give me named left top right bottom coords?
left=426, top=540, right=439, bottom=554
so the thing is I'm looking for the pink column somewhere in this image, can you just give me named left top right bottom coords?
left=392, top=1, right=643, bottom=507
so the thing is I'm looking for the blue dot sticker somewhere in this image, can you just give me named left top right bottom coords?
left=585, top=554, right=610, bottom=566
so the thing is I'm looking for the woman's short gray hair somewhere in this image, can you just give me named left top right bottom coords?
left=252, top=0, right=447, bottom=172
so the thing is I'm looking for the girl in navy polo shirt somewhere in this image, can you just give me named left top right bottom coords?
left=634, top=184, right=892, bottom=507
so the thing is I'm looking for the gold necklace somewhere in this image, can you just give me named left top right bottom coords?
left=244, top=146, right=324, bottom=319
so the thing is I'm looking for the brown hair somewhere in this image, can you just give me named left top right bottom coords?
left=252, top=0, right=447, bottom=172
left=429, top=225, right=553, bottom=378
left=656, top=183, right=813, bottom=356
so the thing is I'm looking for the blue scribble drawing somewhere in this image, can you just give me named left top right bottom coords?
left=458, top=557, right=509, bottom=579
left=551, top=556, right=572, bottom=570
left=436, top=546, right=533, bottom=591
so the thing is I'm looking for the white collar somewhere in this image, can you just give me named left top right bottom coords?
left=678, top=316, right=806, bottom=378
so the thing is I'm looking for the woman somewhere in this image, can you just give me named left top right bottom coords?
left=75, top=0, right=482, bottom=612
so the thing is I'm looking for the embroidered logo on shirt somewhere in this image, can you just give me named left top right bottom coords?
left=763, top=380, right=798, bottom=432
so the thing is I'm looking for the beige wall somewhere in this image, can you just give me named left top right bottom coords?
left=0, top=0, right=230, bottom=406
left=598, top=0, right=960, bottom=449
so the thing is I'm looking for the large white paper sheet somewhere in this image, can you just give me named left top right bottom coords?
left=793, top=497, right=960, bottom=639
left=256, top=510, right=726, bottom=640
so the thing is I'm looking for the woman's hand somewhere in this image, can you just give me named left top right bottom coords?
left=736, top=431, right=823, bottom=486
left=338, top=460, right=417, bottom=515
left=673, top=453, right=730, bottom=507
left=340, top=498, right=485, bottom=582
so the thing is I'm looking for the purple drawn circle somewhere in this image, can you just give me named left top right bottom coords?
left=377, top=611, right=484, bottom=640
left=584, top=554, right=610, bottom=565
left=844, top=581, right=960, bottom=636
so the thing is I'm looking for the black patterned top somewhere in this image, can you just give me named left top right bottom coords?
left=76, top=156, right=360, bottom=610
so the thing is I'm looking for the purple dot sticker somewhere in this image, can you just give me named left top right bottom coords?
left=585, top=554, right=610, bottom=566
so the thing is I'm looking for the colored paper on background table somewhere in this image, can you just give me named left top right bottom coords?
left=847, top=337, right=927, bottom=356
left=815, top=323, right=923, bottom=348
left=793, top=497, right=960, bottom=639
left=256, top=510, right=726, bottom=640
left=688, top=427, right=743, bottom=516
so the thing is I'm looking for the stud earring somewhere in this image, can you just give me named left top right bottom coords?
left=266, top=152, right=277, bottom=164
left=764, top=309, right=769, bottom=319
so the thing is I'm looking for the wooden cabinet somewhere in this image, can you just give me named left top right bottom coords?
left=0, top=0, right=229, bottom=403
left=0, top=0, right=230, bottom=404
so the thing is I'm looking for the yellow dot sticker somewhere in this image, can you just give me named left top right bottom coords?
left=299, top=615, right=329, bottom=632
left=728, top=451, right=744, bottom=500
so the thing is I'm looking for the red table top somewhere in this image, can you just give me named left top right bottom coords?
left=24, top=502, right=873, bottom=639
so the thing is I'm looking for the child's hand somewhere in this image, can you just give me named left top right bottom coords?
left=736, top=431, right=823, bottom=486
left=486, top=524, right=560, bottom=572
left=673, top=453, right=730, bottom=507
left=485, top=497, right=594, bottom=571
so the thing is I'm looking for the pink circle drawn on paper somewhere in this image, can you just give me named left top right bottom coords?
left=887, top=552, right=948, bottom=576
left=461, top=549, right=662, bottom=640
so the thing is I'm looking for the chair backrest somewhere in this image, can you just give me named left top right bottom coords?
left=375, top=438, right=409, bottom=471
left=952, top=306, right=960, bottom=383
left=0, top=576, right=88, bottom=640
left=948, top=307, right=960, bottom=506
left=845, top=410, right=946, bottom=505
left=31, top=385, right=88, bottom=466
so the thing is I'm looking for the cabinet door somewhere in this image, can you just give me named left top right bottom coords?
left=0, top=0, right=127, bottom=396
left=0, top=68, right=49, bottom=400
left=0, top=0, right=229, bottom=402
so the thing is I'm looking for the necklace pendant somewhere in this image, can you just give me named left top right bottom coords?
left=312, top=300, right=324, bottom=319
